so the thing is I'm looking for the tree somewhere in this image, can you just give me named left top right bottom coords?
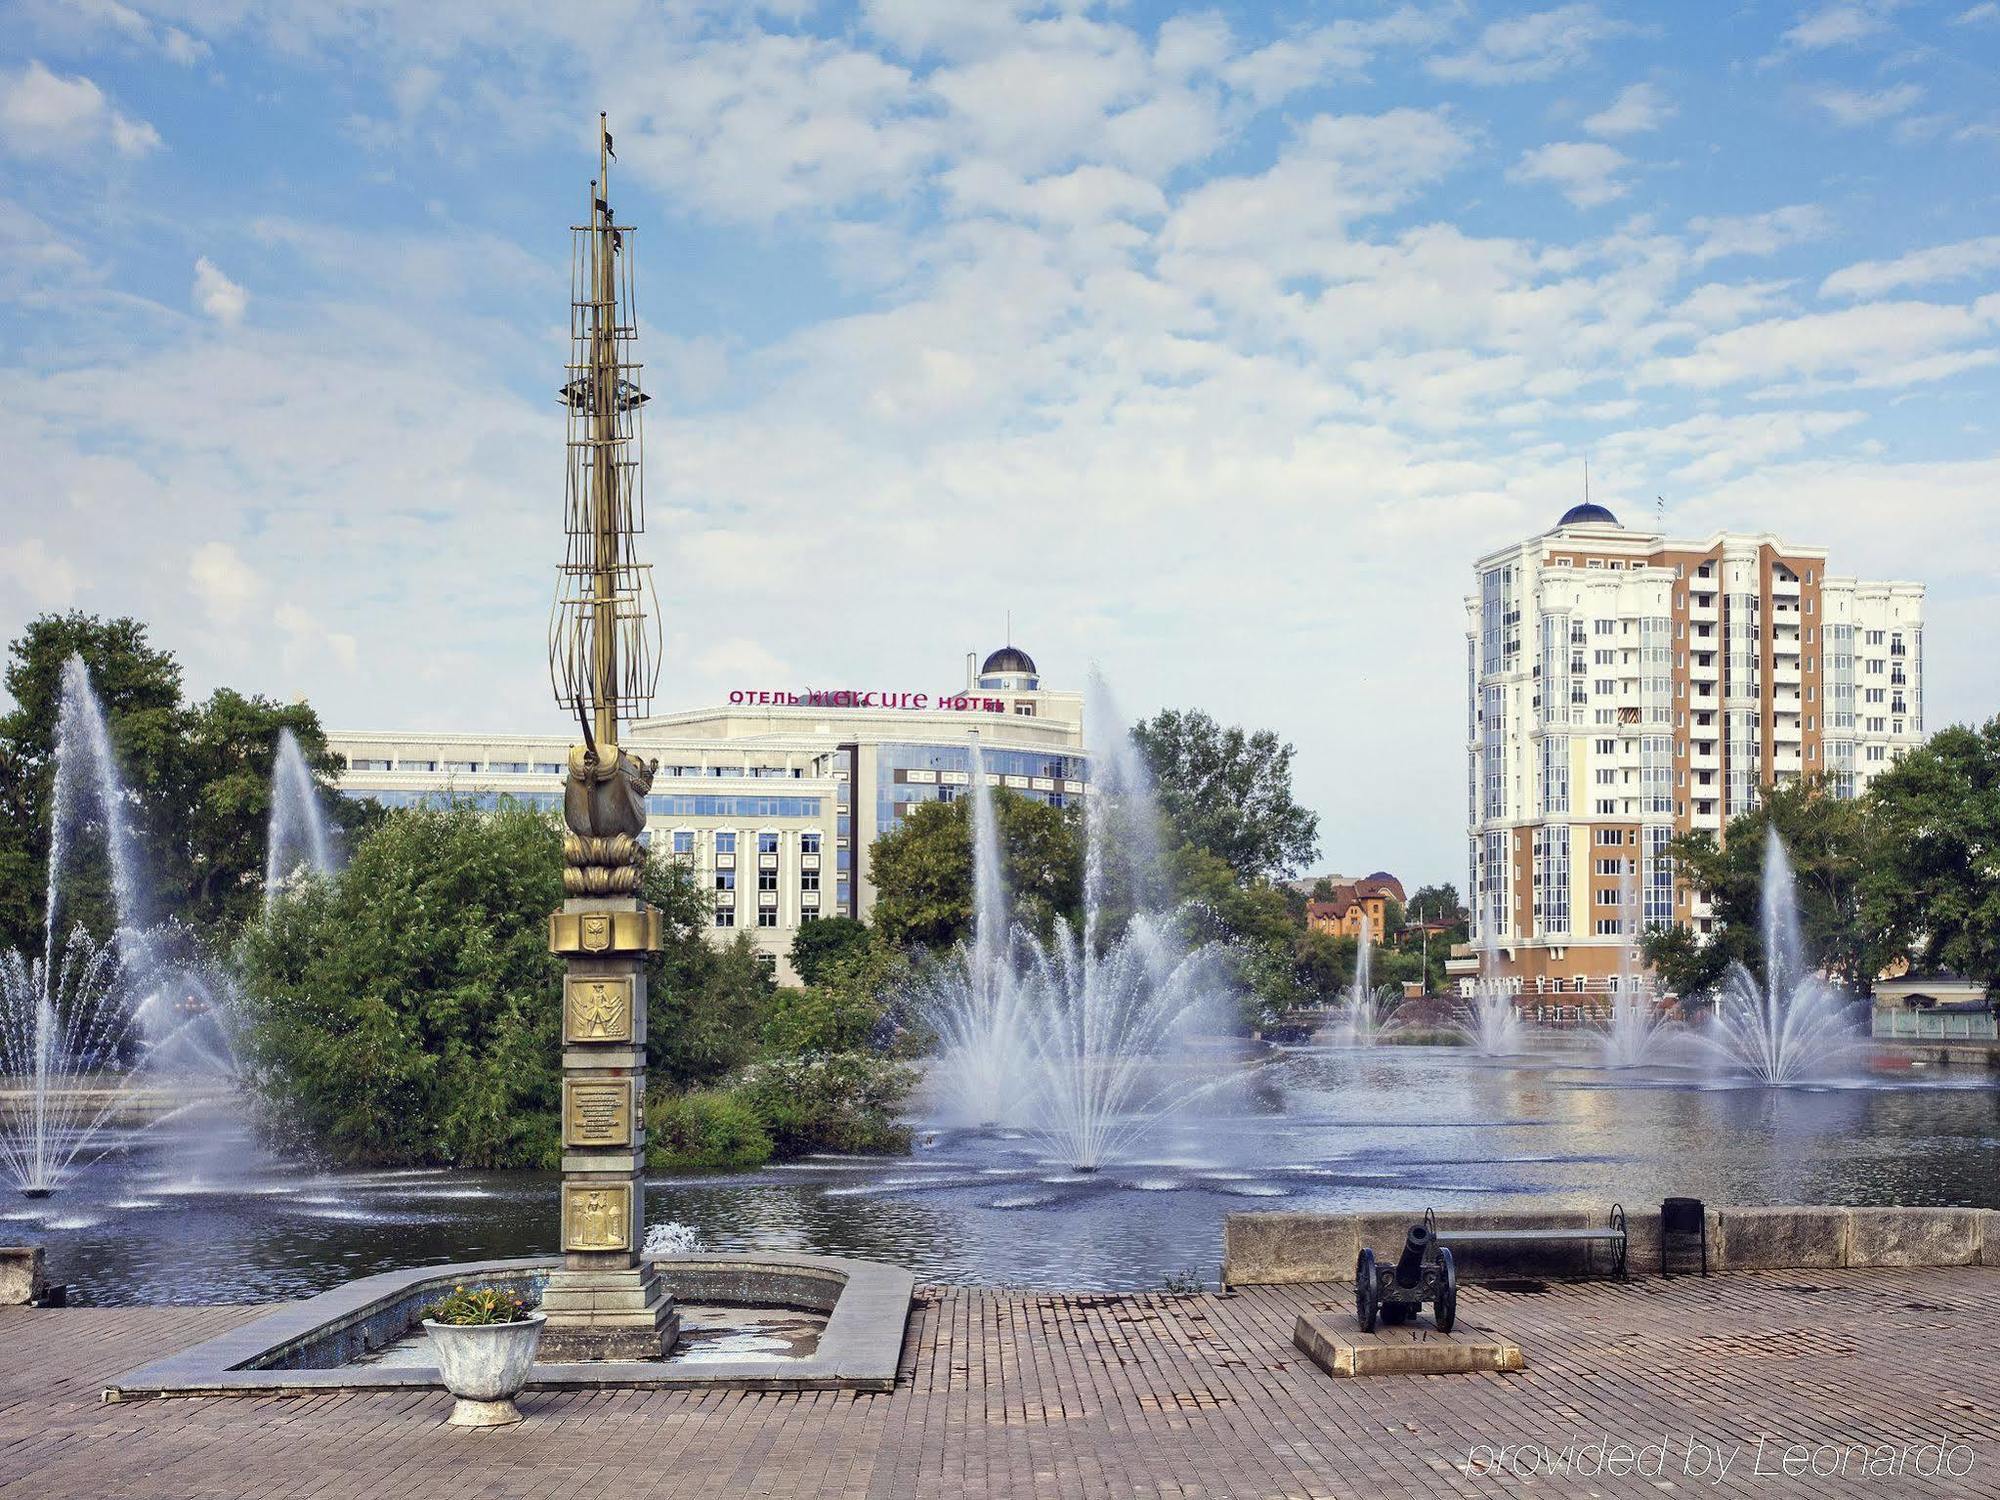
left=0, top=612, right=367, bottom=952
left=0, top=613, right=185, bottom=949
left=1645, top=776, right=1886, bottom=997
left=179, top=687, right=370, bottom=933
left=236, top=802, right=773, bottom=1167
left=1864, top=717, right=2000, bottom=992
left=788, top=915, right=873, bottom=986
left=867, top=792, right=1082, bottom=950
left=1130, top=708, right=1319, bottom=880
left=1405, top=883, right=1469, bottom=943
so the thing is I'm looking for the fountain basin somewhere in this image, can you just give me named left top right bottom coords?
left=102, top=1252, right=914, bottom=1400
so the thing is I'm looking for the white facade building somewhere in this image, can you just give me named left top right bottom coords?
left=1459, top=501, right=1924, bottom=996
left=327, top=647, right=1085, bottom=983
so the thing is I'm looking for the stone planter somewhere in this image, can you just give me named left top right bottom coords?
left=422, top=1311, right=545, bottom=1427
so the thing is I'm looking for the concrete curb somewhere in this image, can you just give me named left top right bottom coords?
left=100, top=1252, right=915, bottom=1401
left=1225, top=1206, right=2000, bottom=1285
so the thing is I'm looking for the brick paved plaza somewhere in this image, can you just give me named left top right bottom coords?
left=4, top=1268, right=1998, bottom=1498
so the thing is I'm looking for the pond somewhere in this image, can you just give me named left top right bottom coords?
left=12, top=1041, right=1997, bottom=1304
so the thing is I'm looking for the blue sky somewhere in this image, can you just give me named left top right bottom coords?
left=2, top=0, right=1998, bottom=888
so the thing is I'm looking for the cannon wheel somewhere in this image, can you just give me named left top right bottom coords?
left=1434, top=1247, right=1458, bottom=1334
left=1354, top=1249, right=1379, bottom=1333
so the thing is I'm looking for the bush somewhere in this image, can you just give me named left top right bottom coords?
left=235, top=801, right=767, bottom=1169
left=647, top=1088, right=773, bottom=1173
left=735, top=1052, right=916, bottom=1158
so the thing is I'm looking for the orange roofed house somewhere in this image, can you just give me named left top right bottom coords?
left=1306, top=873, right=1406, bottom=940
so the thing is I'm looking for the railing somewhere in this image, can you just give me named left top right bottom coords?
left=1873, top=1009, right=1998, bottom=1042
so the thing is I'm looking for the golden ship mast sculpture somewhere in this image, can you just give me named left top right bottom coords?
left=540, top=113, right=678, bottom=1361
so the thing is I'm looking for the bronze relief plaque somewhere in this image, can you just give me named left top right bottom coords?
left=564, top=975, right=633, bottom=1043
left=562, top=1181, right=634, bottom=1252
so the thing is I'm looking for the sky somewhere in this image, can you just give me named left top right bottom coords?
left=2, top=0, right=1998, bottom=890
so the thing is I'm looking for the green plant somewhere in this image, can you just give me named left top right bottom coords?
left=426, top=1284, right=535, bottom=1325
left=1159, top=1268, right=1206, bottom=1296
left=647, top=1087, right=773, bottom=1173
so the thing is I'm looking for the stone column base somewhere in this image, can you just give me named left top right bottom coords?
left=538, top=1264, right=679, bottom=1363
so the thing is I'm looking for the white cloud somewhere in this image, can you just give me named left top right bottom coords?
left=1508, top=140, right=1630, bottom=207
left=189, top=541, right=260, bottom=626
left=1689, top=205, right=1830, bottom=265
left=1954, top=3, right=2000, bottom=22
left=0, top=539, right=80, bottom=611
left=1781, top=4, right=1887, bottom=50
left=1808, top=82, right=1923, bottom=126
left=0, top=60, right=160, bottom=158
left=192, top=257, right=248, bottom=324
left=1821, top=237, right=2000, bottom=298
left=1583, top=82, right=1675, bottom=136
left=1640, top=300, right=1997, bottom=388
left=1164, top=109, right=1469, bottom=257
left=1427, top=5, right=1623, bottom=84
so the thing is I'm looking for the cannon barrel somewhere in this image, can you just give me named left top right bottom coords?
left=1394, top=1223, right=1431, bottom=1288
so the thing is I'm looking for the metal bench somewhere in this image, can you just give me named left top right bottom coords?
left=1425, top=1205, right=1628, bottom=1280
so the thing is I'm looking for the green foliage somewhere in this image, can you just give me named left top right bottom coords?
left=788, top=915, right=873, bottom=985
left=867, top=791, right=1082, bottom=950
left=736, top=1051, right=916, bottom=1158
left=1130, top=708, right=1319, bottom=880
left=1862, top=716, right=2000, bottom=992
left=1641, top=920, right=1731, bottom=1001
left=1648, top=776, right=1887, bottom=996
left=235, top=803, right=575, bottom=1167
left=0, top=611, right=366, bottom=951
left=1406, top=883, right=1469, bottom=939
left=426, top=1285, right=535, bottom=1325
left=646, top=1088, right=773, bottom=1173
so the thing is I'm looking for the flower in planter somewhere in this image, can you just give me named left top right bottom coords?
left=426, top=1285, right=536, bottom=1326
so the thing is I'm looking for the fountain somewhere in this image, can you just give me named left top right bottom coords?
left=0, top=658, right=254, bottom=1197
left=1598, top=863, right=1675, bottom=1068
left=916, top=680, right=1232, bottom=1171
left=265, top=727, right=340, bottom=899
left=1323, top=914, right=1398, bottom=1046
left=1695, top=827, right=1866, bottom=1084
left=918, top=745, right=1036, bottom=1128
left=1463, top=988, right=1525, bottom=1056
left=1, top=658, right=151, bottom=1196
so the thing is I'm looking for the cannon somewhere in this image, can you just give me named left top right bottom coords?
left=1354, top=1216, right=1457, bottom=1334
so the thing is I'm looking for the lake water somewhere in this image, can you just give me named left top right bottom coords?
left=12, top=1041, right=1997, bottom=1304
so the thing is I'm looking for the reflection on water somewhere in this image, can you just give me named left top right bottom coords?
left=21, top=1044, right=2000, bottom=1303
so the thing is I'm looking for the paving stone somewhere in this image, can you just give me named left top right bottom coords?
left=2, top=1267, right=1998, bottom=1498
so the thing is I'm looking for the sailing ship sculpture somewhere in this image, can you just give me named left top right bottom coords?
left=540, top=114, right=677, bottom=1361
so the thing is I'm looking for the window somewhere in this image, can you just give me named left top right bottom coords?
left=1596, top=888, right=1621, bottom=905
left=1595, top=738, right=1615, bottom=754
left=714, top=869, right=735, bottom=892
left=801, top=832, right=821, bottom=856
left=1595, top=919, right=1621, bottom=935
left=1596, top=828, right=1625, bottom=846
left=1867, top=745, right=1886, bottom=762
left=800, top=869, right=819, bottom=891
left=714, top=907, right=735, bottom=928
left=758, top=832, right=780, bottom=855
left=757, top=908, right=779, bottom=928
left=715, top=832, right=737, bottom=855
left=671, top=830, right=695, bottom=855
left=758, top=869, right=778, bottom=892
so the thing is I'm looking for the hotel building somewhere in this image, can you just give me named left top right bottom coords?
left=328, top=646, right=1086, bottom=982
left=1458, top=501, right=1925, bottom=997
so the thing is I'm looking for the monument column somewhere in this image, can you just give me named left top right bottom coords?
left=539, top=112, right=675, bottom=1361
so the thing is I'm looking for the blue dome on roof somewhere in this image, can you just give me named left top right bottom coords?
left=1556, top=501, right=1619, bottom=527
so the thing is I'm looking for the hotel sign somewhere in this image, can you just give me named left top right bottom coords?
left=729, top=688, right=1009, bottom=713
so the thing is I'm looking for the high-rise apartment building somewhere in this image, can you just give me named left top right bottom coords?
left=1460, top=500, right=1924, bottom=995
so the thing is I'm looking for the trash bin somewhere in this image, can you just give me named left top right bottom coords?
left=1661, top=1197, right=1706, bottom=1277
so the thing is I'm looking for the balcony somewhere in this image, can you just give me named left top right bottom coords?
left=1772, top=572, right=1801, bottom=595
left=1689, top=595, right=1719, bottom=622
